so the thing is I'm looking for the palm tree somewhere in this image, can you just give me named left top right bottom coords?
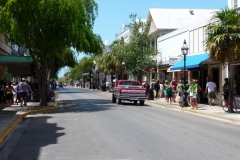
left=205, top=8, right=240, bottom=113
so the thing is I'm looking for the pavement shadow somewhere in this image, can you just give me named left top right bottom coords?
left=53, top=99, right=117, bottom=113
left=7, top=116, right=65, bottom=160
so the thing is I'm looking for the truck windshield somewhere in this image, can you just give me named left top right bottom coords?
left=120, top=82, right=139, bottom=86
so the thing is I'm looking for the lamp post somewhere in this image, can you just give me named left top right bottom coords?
left=121, top=62, right=125, bottom=80
left=181, top=39, right=189, bottom=107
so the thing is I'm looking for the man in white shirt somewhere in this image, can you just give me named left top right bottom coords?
left=159, top=82, right=164, bottom=98
left=106, top=81, right=109, bottom=91
left=206, top=78, right=217, bottom=106
left=18, top=78, right=32, bottom=107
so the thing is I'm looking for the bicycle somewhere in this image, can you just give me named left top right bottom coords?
left=221, top=92, right=239, bottom=113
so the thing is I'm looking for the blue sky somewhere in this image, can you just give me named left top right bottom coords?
left=58, top=0, right=227, bottom=78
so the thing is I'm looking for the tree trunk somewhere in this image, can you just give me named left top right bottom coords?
left=39, top=53, right=48, bottom=106
left=228, top=61, right=234, bottom=113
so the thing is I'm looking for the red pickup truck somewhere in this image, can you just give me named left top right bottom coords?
left=112, top=80, right=147, bottom=105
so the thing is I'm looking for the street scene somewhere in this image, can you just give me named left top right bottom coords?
left=1, top=0, right=240, bottom=159
left=0, top=86, right=240, bottom=160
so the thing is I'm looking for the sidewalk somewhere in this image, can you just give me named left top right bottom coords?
left=0, top=101, right=57, bottom=146
left=146, top=96, right=240, bottom=122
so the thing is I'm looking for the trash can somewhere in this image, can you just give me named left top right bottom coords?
left=102, top=85, right=106, bottom=91
left=148, top=89, right=154, bottom=100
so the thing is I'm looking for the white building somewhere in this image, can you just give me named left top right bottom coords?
left=228, top=0, right=239, bottom=8
left=146, top=8, right=219, bottom=83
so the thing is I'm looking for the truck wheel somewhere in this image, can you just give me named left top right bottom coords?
left=116, top=97, right=121, bottom=104
left=134, top=101, right=138, bottom=104
left=140, top=100, right=145, bottom=106
left=112, top=94, right=116, bottom=103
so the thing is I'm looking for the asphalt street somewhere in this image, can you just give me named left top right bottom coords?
left=0, top=86, right=240, bottom=160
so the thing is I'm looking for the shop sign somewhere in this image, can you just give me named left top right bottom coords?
left=169, top=58, right=178, bottom=65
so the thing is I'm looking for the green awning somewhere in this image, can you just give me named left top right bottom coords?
left=0, top=55, right=33, bottom=65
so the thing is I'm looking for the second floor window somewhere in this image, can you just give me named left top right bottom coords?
left=234, top=0, right=238, bottom=8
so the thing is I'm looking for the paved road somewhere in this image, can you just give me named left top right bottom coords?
left=0, top=87, right=240, bottom=160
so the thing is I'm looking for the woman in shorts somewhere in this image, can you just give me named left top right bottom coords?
left=4, top=82, right=16, bottom=107
left=164, top=80, right=172, bottom=105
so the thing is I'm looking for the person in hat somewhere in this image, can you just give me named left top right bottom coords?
left=17, top=78, right=32, bottom=107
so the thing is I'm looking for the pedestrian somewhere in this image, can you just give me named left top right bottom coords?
left=106, top=81, right=109, bottom=91
left=222, top=78, right=229, bottom=105
left=171, top=80, right=177, bottom=102
left=0, top=80, right=5, bottom=103
left=177, top=80, right=183, bottom=104
left=143, top=81, right=150, bottom=99
left=159, top=82, right=164, bottom=98
left=17, top=78, right=32, bottom=107
left=26, top=80, right=33, bottom=103
left=192, top=79, right=198, bottom=109
left=4, top=82, right=16, bottom=107
left=164, top=80, right=172, bottom=105
left=151, top=79, right=155, bottom=89
left=142, top=81, right=145, bottom=87
left=154, top=80, right=160, bottom=98
left=206, top=78, right=217, bottom=106
left=12, top=82, right=17, bottom=105
left=187, top=85, right=194, bottom=109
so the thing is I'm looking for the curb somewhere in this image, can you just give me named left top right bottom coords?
left=146, top=100, right=240, bottom=122
left=0, top=101, right=58, bottom=146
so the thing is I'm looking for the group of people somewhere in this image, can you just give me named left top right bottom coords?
left=142, top=77, right=231, bottom=110
left=1, top=78, right=33, bottom=107
left=142, top=79, right=202, bottom=108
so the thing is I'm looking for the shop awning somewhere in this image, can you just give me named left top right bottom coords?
left=0, top=55, right=33, bottom=65
left=170, top=53, right=209, bottom=71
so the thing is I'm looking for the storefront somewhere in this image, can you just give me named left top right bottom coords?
left=0, top=55, right=33, bottom=82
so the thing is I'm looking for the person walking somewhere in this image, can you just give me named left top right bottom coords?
left=154, top=80, right=160, bottom=98
left=17, top=78, right=32, bottom=107
left=177, top=80, right=183, bottom=104
left=143, top=81, right=150, bottom=99
left=12, top=82, right=18, bottom=105
left=187, top=85, right=194, bottom=109
left=159, top=82, right=163, bottom=98
left=206, top=78, right=217, bottom=106
left=164, top=80, right=172, bottom=105
left=171, top=80, right=177, bottom=102
left=223, top=78, right=230, bottom=105
left=192, top=79, right=198, bottom=109
left=151, top=79, right=155, bottom=89
left=4, top=82, right=16, bottom=107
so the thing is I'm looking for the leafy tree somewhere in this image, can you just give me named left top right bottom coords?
left=0, top=0, right=103, bottom=106
left=108, top=14, right=157, bottom=81
left=125, top=14, right=157, bottom=79
left=205, top=8, right=240, bottom=113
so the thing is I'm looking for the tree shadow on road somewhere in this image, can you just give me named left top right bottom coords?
left=53, top=99, right=117, bottom=113
left=3, top=116, right=65, bottom=160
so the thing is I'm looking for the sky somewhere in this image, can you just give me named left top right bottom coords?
left=58, top=0, right=227, bottom=78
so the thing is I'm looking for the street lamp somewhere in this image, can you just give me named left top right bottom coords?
left=121, top=62, right=125, bottom=80
left=181, top=39, right=189, bottom=107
